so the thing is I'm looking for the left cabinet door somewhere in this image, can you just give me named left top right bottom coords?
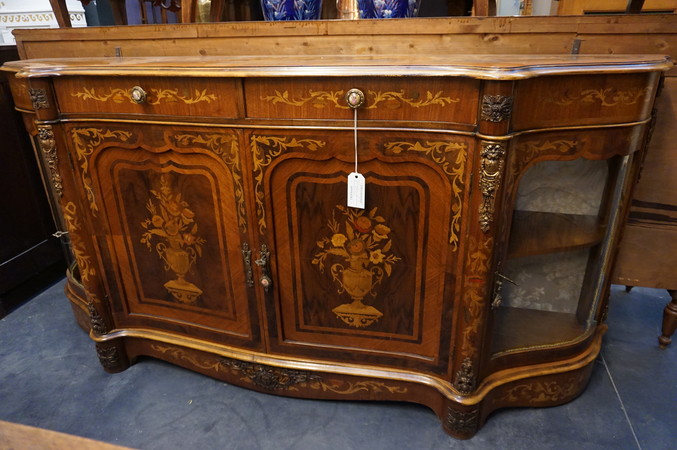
left=63, top=123, right=261, bottom=349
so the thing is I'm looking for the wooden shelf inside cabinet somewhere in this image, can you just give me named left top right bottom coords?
left=507, top=211, right=606, bottom=259
left=491, top=307, right=587, bottom=356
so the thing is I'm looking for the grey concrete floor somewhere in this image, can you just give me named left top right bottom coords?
left=0, top=281, right=674, bottom=449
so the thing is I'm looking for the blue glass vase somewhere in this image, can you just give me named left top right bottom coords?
left=261, top=0, right=323, bottom=20
left=357, top=0, right=421, bottom=18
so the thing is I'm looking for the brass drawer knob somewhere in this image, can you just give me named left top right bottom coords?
left=345, top=88, right=365, bottom=109
left=130, top=86, right=147, bottom=104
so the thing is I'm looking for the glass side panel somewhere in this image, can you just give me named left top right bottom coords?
left=492, top=157, right=618, bottom=356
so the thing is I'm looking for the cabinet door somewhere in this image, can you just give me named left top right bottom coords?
left=490, top=126, right=645, bottom=364
left=251, top=129, right=472, bottom=373
left=64, top=124, right=260, bottom=348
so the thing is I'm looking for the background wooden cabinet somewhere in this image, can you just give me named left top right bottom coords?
left=0, top=46, right=65, bottom=317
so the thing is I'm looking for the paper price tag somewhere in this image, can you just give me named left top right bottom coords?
left=347, top=172, right=365, bottom=209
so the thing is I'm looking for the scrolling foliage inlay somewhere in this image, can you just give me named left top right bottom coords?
left=250, top=135, right=326, bottom=234
left=460, top=236, right=493, bottom=359
left=62, top=201, right=96, bottom=283
left=512, top=139, right=578, bottom=176
left=262, top=89, right=459, bottom=109
left=544, top=87, right=650, bottom=107
left=313, top=206, right=401, bottom=328
left=385, top=140, right=467, bottom=251
left=150, top=344, right=408, bottom=394
left=141, top=174, right=206, bottom=305
left=71, top=128, right=133, bottom=214
left=72, top=87, right=217, bottom=105
left=496, top=372, right=587, bottom=405
left=171, top=132, right=248, bottom=230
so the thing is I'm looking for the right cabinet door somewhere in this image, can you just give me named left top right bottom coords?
left=250, top=128, right=473, bottom=374
left=490, top=127, right=643, bottom=361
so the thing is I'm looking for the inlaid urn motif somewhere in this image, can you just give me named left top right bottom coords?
left=312, top=206, right=400, bottom=328
left=141, top=174, right=206, bottom=304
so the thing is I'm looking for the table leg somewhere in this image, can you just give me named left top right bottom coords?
left=659, top=289, right=677, bottom=348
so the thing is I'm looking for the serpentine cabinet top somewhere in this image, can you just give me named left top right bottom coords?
left=2, top=54, right=672, bottom=79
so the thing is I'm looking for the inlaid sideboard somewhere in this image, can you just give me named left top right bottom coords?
left=3, top=54, right=670, bottom=438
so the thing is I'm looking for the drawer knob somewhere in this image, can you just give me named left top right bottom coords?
left=345, top=88, right=365, bottom=109
left=130, top=86, right=147, bottom=104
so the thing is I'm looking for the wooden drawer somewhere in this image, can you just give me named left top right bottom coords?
left=53, top=76, right=240, bottom=119
left=512, top=72, right=659, bottom=131
left=245, top=77, right=480, bottom=125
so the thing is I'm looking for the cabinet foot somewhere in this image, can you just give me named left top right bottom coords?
left=95, top=341, right=130, bottom=373
left=658, top=290, right=677, bottom=348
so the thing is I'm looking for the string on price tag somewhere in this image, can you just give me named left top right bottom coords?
left=347, top=106, right=365, bottom=209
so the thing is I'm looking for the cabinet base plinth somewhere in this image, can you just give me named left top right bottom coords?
left=91, top=326, right=605, bottom=438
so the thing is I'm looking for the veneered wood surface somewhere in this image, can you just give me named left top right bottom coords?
left=0, top=420, right=132, bottom=450
left=54, top=76, right=240, bottom=118
left=13, top=17, right=676, bottom=85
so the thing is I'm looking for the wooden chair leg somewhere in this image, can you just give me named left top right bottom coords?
left=48, top=0, right=72, bottom=27
left=659, top=289, right=677, bottom=348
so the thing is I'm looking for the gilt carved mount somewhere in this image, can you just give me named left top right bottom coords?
left=478, top=141, right=506, bottom=232
left=481, top=95, right=513, bottom=123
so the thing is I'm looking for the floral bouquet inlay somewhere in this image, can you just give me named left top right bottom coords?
left=312, top=206, right=401, bottom=328
left=141, top=174, right=206, bottom=304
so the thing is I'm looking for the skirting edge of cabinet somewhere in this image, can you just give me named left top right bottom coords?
left=89, top=325, right=605, bottom=438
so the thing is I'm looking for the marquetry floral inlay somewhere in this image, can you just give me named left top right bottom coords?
left=513, top=139, right=578, bottom=176
left=250, top=135, right=325, bottom=234
left=141, top=174, right=206, bottom=305
left=150, top=344, right=408, bottom=394
left=72, top=87, right=217, bottom=105
left=262, top=89, right=458, bottom=109
left=385, top=140, right=467, bottom=251
left=171, top=133, right=247, bottom=230
left=496, top=373, right=587, bottom=405
left=460, top=236, right=493, bottom=358
left=544, top=87, right=650, bottom=107
left=70, top=128, right=134, bottom=214
left=313, top=206, right=400, bottom=328
left=62, top=201, right=96, bottom=283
